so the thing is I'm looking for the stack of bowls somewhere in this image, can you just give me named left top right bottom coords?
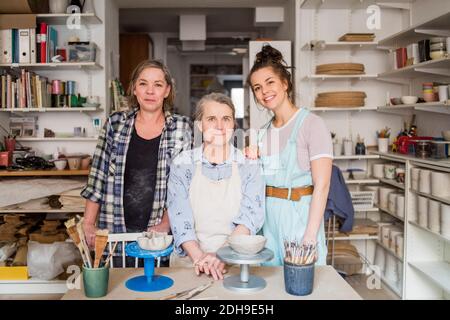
left=423, top=82, right=435, bottom=102
left=430, top=37, right=447, bottom=60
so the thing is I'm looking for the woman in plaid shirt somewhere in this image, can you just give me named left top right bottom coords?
left=81, top=60, right=192, bottom=255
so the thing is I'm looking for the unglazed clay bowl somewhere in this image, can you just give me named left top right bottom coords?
left=228, top=235, right=266, bottom=255
left=137, top=231, right=173, bottom=251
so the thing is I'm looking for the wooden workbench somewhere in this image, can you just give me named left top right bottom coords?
left=62, top=266, right=361, bottom=300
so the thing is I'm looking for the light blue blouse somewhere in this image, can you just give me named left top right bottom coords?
left=167, top=145, right=265, bottom=256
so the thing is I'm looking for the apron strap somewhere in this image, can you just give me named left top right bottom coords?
left=284, top=108, right=310, bottom=188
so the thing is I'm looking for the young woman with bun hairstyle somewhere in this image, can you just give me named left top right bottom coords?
left=246, top=44, right=333, bottom=266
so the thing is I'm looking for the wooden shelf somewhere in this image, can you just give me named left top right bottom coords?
left=377, top=102, right=450, bottom=116
left=409, top=220, right=450, bottom=243
left=379, top=178, right=405, bottom=190
left=36, top=13, right=102, bottom=25
left=0, top=169, right=89, bottom=177
left=410, top=189, right=450, bottom=206
left=408, top=261, right=450, bottom=293
left=16, top=137, right=97, bottom=142
left=378, top=11, right=450, bottom=48
left=377, top=206, right=405, bottom=222
left=0, top=209, right=84, bottom=214
left=354, top=207, right=379, bottom=213
left=0, top=107, right=102, bottom=113
left=309, top=106, right=378, bottom=112
left=377, top=240, right=403, bottom=262
left=306, top=74, right=378, bottom=80
left=345, top=179, right=380, bottom=185
left=334, top=155, right=380, bottom=160
left=303, top=41, right=380, bottom=51
left=378, top=58, right=450, bottom=79
left=327, top=234, right=378, bottom=241
left=0, top=62, right=103, bottom=70
left=372, top=151, right=450, bottom=170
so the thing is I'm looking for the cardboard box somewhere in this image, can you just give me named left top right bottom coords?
left=0, top=266, right=28, bottom=280
left=0, top=0, right=47, bottom=29
left=0, top=14, right=36, bottom=30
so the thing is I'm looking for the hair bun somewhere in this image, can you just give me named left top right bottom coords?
left=255, top=44, right=284, bottom=65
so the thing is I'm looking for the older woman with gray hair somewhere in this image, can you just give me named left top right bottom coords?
left=167, top=93, right=265, bottom=281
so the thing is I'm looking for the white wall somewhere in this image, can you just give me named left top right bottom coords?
left=167, top=50, right=242, bottom=116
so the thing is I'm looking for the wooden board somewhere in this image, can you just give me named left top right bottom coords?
left=61, top=266, right=362, bottom=300
left=0, top=169, right=89, bottom=177
left=316, top=63, right=365, bottom=71
left=338, top=33, right=375, bottom=42
left=318, top=91, right=367, bottom=98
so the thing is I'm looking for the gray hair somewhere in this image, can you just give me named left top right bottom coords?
left=194, top=92, right=236, bottom=122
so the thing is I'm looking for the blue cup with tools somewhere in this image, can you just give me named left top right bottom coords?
left=283, top=260, right=315, bottom=296
left=283, top=241, right=316, bottom=296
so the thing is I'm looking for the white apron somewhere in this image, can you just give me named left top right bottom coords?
left=170, top=160, right=242, bottom=267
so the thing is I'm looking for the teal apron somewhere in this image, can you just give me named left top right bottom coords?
left=258, top=108, right=327, bottom=266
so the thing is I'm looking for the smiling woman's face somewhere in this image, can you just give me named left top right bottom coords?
left=133, top=67, right=171, bottom=113
left=199, top=101, right=235, bottom=147
left=250, top=66, right=289, bottom=112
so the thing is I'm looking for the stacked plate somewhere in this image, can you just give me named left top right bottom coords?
left=316, top=63, right=365, bottom=75
left=315, top=91, right=366, bottom=108
left=338, top=33, right=376, bottom=42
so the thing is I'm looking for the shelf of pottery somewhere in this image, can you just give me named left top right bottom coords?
left=405, top=162, right=450, bottom=299
left=367, top=157, right=407, bottom=298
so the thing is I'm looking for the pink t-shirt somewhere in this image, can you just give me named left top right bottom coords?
left=259, top=109, right=333, bottom=172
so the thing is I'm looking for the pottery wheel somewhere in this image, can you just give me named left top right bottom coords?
left=216, top=246, right=274, bottom=293
left=124, top=242, right=174, bottom=292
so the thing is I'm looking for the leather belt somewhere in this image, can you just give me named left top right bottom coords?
left=266, top=185, right=314, bottom=201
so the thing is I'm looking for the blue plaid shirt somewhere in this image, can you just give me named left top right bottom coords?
left=81, top=108, right=192, bottom=233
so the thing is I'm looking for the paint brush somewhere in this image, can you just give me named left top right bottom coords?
left=76, top=218, right=93, bottom=268
left=65, top=218, right=89, bottom=267
left=103, top=242, right=118, bottom=268
left=94, top=229, right=109, bottom=268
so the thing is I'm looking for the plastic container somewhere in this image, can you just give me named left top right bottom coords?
left=283, top=261, right=314, bottom=296
left=68, top=42, right=97, bottom=62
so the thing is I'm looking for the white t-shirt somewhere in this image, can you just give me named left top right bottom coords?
left=259, top=109, right=333, bottom=172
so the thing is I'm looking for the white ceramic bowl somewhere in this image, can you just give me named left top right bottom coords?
left=228, top=235, right=266, bottom=255
left=53, top=159, right=67, bottom=171
left=401, top=96, right=419, bottom=105
left=137, top=232, right=173, bottom=251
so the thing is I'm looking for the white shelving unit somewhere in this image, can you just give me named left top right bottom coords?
left=377, top=11, right=450, bottom=48
left=302, top=41, right=381, bottom=51
left=377, top=58, right=450, bottom=80
left=16, top=137, right=98, bottom=142
left=0, top=5, right=108, bottom=295
left=36, top=13, right=103, bottom=25
left=0, top=62, right=103, bottom=70
left=0, top=107, right=103, bottom=113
